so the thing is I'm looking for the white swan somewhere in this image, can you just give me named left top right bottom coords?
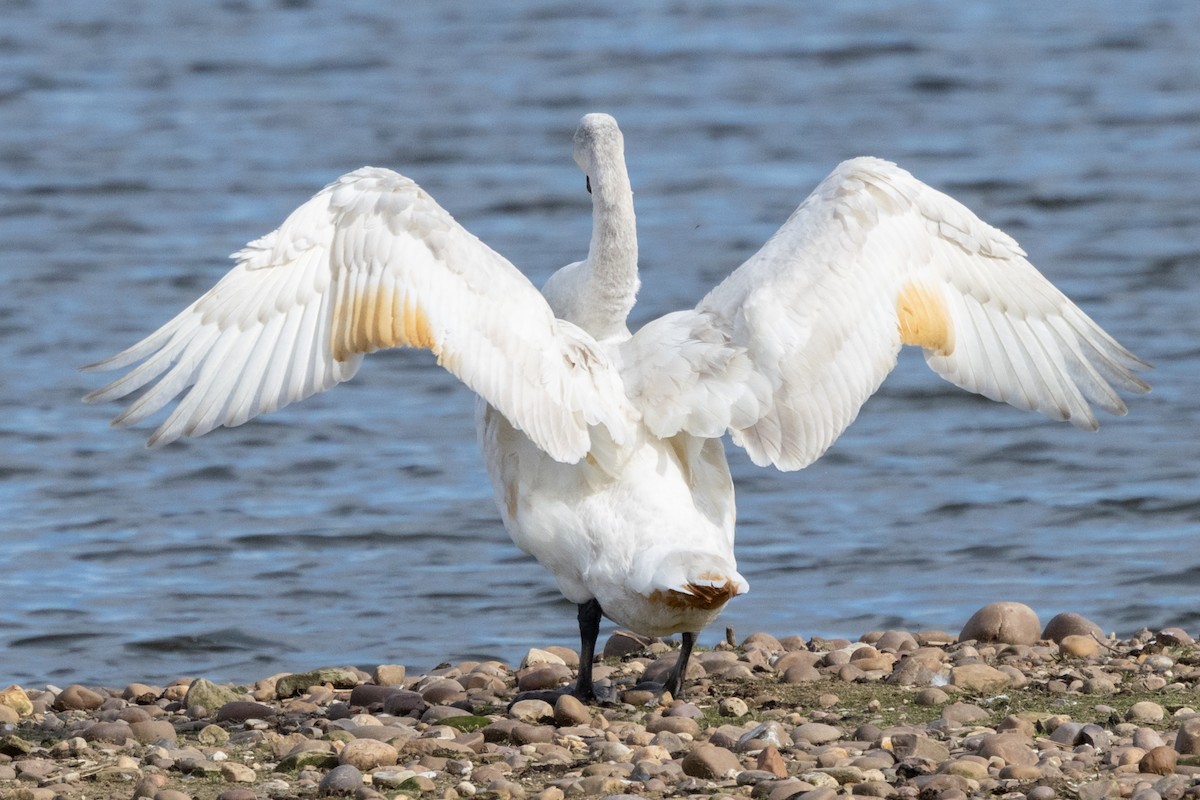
left=84, top=113, right=1149, bottom=698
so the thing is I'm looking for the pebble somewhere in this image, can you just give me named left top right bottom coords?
left=950, top=663, right=1010, bottom=692
left=2, top=623, right=1197, bottom=800
left=1060, top=634, right=1101, bottom=657
left=681, top=743, right=742, bottom=779
left=1174, top=716, right=1200, bottom=755
left=1140, top=745, right=1177, bottom=775
left=318, top=763, right=363, bottom=795
left=1042, top=612, right=1106, bottom=642
left=54, top=684, right=105, bottom=711
left=959, top=601, right=1041, bottom=645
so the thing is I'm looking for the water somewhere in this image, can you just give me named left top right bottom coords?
left=2, top=1, right=1198, bottom=687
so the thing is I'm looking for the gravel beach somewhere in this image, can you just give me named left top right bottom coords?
left=3, top=605, right=1199, bottom=800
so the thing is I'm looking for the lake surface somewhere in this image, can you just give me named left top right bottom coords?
left=2, top=1, right=1198, bottom=687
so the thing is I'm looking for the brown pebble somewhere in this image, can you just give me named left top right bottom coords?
left=1140, top=745, right=1178, bottom=775
left=757, top=744, right=789, bottom=778
left=214, top=700, right=276, bottom=722
left=602, top=630, right=654, bottom=658
left=418, top=678, right=466, bottom=705
left=913, top=687, right=949, bottom=706
left=949, top=663, right=1011, bottom=692
left=516, top=665, right=571, bottom=692
left=339, top=738, right=398, bottom=770
left=645, top=714, right=700, bottom=737
left=511, top=723, right=555, bottom=744
left=372, top=664, right=407, bottom=686
left=976, top=732, right=1038, bottom=766
left=959, top=601, right=1041, bottom=645
left=552, top=693, right=591, bottom=726
left=681, top=743, right=741, bottom=779
left=1042, top=612, right=1105, bottom=642
left=1059, top=634, right=1100, bottom=658
left=55, top=684, right=106, bottom=711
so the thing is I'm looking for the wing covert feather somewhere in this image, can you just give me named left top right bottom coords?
left=85, top=167, right=632, bottom=461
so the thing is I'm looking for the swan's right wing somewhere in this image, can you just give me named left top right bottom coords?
left=84, top=168, right=633, bottom=463
left=623, top=158, right=1149, bottom=471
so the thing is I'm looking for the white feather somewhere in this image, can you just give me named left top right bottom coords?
left=86, top=117, right=1148, bottom=692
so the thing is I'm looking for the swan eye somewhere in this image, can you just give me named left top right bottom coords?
left=585, top=176, right=592, bottom=194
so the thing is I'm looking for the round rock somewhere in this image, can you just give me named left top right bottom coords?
left=1042, top=612, right=1105, bottom=642
left=1174, top=717, right=1200, bottom=755
left=55, top=684, right=106, bottom=711
left=1140, top=745, right=1178, bottom=775
left=959, top=602, right=1041, bottom=645
left=553, top=693, right=591, bottom=726
left=1060, top=634, right=1100, bottom=658
left=1126, top=701, right=1165, bottom=723
left=681, top=744, right=741, bottom=779
left=319, top=763, right=364, bottom=795
left=339, top=738, right=398, bottom=770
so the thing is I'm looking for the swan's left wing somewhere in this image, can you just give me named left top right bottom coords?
left=83, top=167, right=632, bottom=463
left=622, top=157, right=1149, bottom=471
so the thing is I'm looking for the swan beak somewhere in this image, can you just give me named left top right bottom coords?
left=585, top=175, right=592, bottom=194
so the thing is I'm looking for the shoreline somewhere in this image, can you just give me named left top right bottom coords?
left=2, top=608, right=1199, bottom=800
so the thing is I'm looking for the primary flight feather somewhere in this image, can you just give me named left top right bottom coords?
left=85, top=113, right=1148, bottom=698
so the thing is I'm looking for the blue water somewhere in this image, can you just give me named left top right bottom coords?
left=2, top=1, right=1197, bottom=687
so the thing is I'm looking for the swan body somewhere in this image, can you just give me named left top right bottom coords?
left=85, top=113, right=1149, bottom=697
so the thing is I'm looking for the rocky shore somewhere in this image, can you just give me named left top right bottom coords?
left=2, top=603, right=1199, bottom=800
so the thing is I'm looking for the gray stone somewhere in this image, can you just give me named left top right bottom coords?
left=975, top=732, right=1037, bottom=766
left=319, top=763, right=363, bottom=795
left=82, top=721, right=133, bottom=744
left=129, top=719, right=177, bottom=744
left=890, top=733, right=949, bottom=763
left=276, top=668, right=360, bottom=698
left=185, top=679, right=244, bottom=711
left=1174, top=717, right=1200, bottom=755
left=792, top=722, right=844, bottom=745
left=1127, top=701, right=1166, bottom=723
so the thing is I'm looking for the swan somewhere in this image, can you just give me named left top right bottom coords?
left=84, top=113, right=1149, bottom=699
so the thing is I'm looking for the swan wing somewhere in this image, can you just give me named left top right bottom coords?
left=623, top=157, right=1149, bottom=471
left=84, top=167, right=632, bottom=462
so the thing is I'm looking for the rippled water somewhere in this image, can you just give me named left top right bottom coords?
left=2, top=1, right=1198, bottom=687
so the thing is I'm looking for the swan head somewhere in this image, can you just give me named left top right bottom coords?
left=573, top=113, right=625, bottom=183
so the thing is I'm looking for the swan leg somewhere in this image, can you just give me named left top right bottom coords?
left=662, top=631, right=696, bottom=699
left=572, top=598, right=603, bottom=700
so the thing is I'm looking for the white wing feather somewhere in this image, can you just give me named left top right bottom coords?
left=624, top=157, right=1149, bottom=471
left=84, top=167, right=633, bottom=462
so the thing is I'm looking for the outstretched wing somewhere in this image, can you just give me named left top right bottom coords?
left=622, top=157, right=1149, bottom=471
left=84, top=167, right=632, bottom=463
